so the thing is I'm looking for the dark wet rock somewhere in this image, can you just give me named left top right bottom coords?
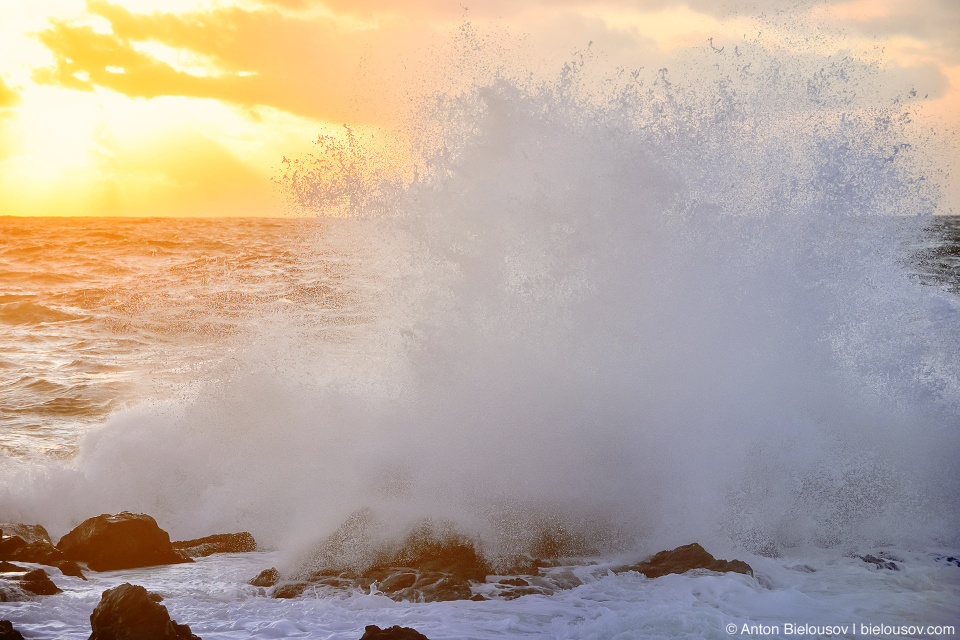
left=0, top=562, right=26, bottom=572
left=20, top=568, right=61, bottom=596
left=272, top=582, right=310, bottom=599
left=0, top=524, right=52, bottom=545
left=0, top=535, right=87, bottom=580
left=859, top=554, right=899, bottom=571
left=359, top=624, right=430, bottom=640
left=499, top=577, right=529, bottom=586
left=249, top=567, right=279, bottom=587
left=378, top=572, right=416, bottom=593
left=0, top=584, right=28, bottom=603
left=173, top=532, right=256, bottom=557
left=374, top=521, right=488, bottom=581
left=359, top=521, right=489, bottom=602
left=0, top=620, right=25, bottom=640
left=282, top=516, right=491, bottom=603
left=57, top=512, right=191, bottom=572
left=0, top=566, right=61, bottom=597
left=88, top=583, right=201, bottom=640
left=499, top=586, right=547, bottom=600
left=469, top=593, right=486, bottom=601
left=618, top=543, right=754, bottom=578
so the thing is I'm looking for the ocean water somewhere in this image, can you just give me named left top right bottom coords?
left=2, top=37, right=960, bottom=639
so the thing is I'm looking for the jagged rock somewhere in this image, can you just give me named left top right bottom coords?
left=57, top=512, right=191, bottom=572
left=0, top=524, right=52, bottom=544
left=619, top=543, right=753, bottom=578
left=0, top=620, right=25, bottom=640
left=281, top=516, right=490, bottom=603
left=88, top=583, right=201, bottom=640
left=173, top=533, right=256, bottom=557
left=359, top=625, right=430, bottom=640
left=249, top=567, right=279, bottom=587
left=359, top=521, right=489, bottom=602
left=0, top=562, right=26, bottom=572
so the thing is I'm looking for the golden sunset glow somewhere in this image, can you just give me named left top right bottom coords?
left=0, top=0, right=958, bottom=217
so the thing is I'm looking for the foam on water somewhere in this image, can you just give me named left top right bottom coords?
left=2, top=548, right=959, bottom=639
left=1, top=26, right=958, bottom=582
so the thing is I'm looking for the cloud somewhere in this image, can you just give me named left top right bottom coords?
left=826, top=0, right=960, bottom=64
left=32, top=1, right=433, bottom=124
left=0, top=76, right=20, bottom=108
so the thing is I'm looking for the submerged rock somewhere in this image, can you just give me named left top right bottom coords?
left=619, top=543, right=753, bottom=578
left=0, top=620, right=25, bottom=640
left=57, top=512, right=191, bottom=572
left=859, top=554, right=900, bottom=571
left=0, top=566, right=61, bottom=598
left=19, top=568, right=61, bottom=596
left=173, top=532, right=257, bottom=557
left=359, top=625, right=430, bottom=640
left=89, top=583, right=201, bottom=640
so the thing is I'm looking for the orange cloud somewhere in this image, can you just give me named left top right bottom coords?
left=32, top=2, right=432, bottom=124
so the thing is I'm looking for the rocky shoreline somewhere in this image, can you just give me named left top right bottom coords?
left=1, top=511, right=756, bottom=640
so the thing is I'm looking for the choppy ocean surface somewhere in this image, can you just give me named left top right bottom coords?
left=2, top=41, right=960, bottom=638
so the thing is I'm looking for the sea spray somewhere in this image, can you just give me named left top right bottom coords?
left=0, top=33, right=957, bottom=563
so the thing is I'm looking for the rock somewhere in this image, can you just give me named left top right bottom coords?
left=384, top=523, right=488, bottom=582
left=57, top=512, right=192, bottom=572
left=0, top=620, right=25, bottom=640
left=859, top=554, right=899, bottom=571
left=0, top=524, right=52, bottom=544
left=19, top=568, right=61, bottom=596
left=88, top=583, right=201, bottom=640
left=173, top=533, right=256, bottom=557
left=359, top=625, right=431, bottom=640
left=0, top=585, right=28, bottom=603
left=0, top=535, right=87, bottom=580
left=358, top=521, right=489, bottom=602
left=0, top=566, right=61, bottom=597
left=619, top=543, right=753, bottom=578
left=934, top=555, right=960, bottom=567
left=272, top=582, right=310, bottom=599
left=249, top=567, right=279, bottom=587
left=378, top=572, right=416, bottom=593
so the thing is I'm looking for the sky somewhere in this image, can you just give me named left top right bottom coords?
left=0, top=0, right=957, bottom=217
